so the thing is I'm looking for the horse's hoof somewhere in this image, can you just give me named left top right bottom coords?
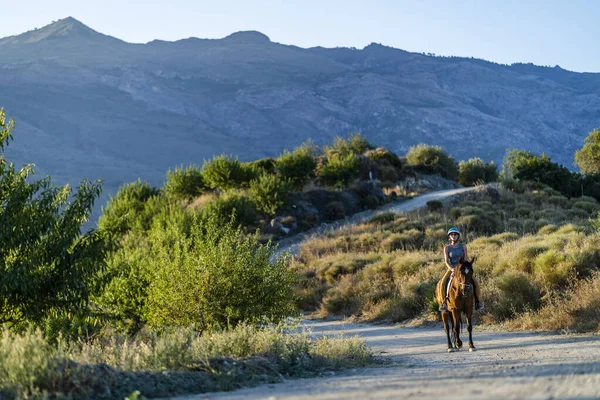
left=447, top=348, right=455, bottom=353
left=469, top=347, right=476, bottom=352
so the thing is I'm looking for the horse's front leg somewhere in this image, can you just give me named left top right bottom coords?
left=467, top=309, right=475, bottom=351
left=442, top=312, right=454, bottom=352
left=453, top=311, right=463, bottom=349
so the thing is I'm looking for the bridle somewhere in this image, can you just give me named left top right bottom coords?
left=453, top=265, right=473, bottom=299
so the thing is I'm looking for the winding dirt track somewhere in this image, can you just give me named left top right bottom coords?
left=170, top=320, right=600, bottom=400
left=274, top=186, right=477, bottom=258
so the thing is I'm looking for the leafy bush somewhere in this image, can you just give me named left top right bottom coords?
left=164, top=164, right=204, bottom=200
left=318, top=154, right=361, bottom=188
left=533, top=249, right=576, bottom=289
left=491, top=272, right=541, bottom=320
left=458, top=158, right=498, bottom=186
left=0, top=109, right=107, bottom=326
left=201, top=194, right=258, bottom=227
left=201, top=154, right=248, bottom=190
left=249, top=173, right=289, bottom=215
left=426, top=200, right=443, bottom=212
left=98, top=179, right=161, bottom=235
left=405, top=144, right=458, bottom=180
left=325, top=133, right=373, bottom=157
left=275, top=143, right=317, bottom=190
left=145, top=215, right=297, bottom=330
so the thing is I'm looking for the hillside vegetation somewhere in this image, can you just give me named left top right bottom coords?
left=4, top=102, right=600, bottom=398
left=294, top=183, right=600, bottom=332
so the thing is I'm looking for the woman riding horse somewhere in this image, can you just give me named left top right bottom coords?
left=436, top=258, right=477, bottom=351
left=438, top=227, right=483, bottom=312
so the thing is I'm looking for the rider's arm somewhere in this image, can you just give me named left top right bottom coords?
left=443, top=245, right=453, bottom=270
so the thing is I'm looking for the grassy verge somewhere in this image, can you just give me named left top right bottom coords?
left=0, top=323, right=373, bottom=399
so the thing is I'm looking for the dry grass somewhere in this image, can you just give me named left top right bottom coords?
left=294, top=185, right=600, bottom=331
left=0, top=323, right=373, bottom=399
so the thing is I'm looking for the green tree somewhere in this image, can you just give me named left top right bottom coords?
left=164, top=164, right=204, bottom=200
left=145, top=215, right=297, bottom=330
left=98, top=179, right=161, bottom=235
left=201, top=154, right=247, bottom=190
left=502, top=149, right=577, bottom=198
left=318, top=153, right=361, bottom=188
left=0, top=108, right=107, bottom=326
left=405, top=144, right=458, bottom=180
left=325, top=132, right=373, bottom=157
left=249, top=173, right=289, bottom=215
left=458, top=158, right=498, bottom=186
left=575, top=128, right=600, bottom=174
left=275, top=143, right=317, bottom=190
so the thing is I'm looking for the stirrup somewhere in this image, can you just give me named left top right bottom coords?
left=438, top=303, right=448, bottom=312
left=475, top=300, right=484, bottom=311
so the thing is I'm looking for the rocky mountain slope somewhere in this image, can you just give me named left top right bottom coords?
left=1, top=17, right=599, bottom=219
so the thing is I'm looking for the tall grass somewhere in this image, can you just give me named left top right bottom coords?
left=0, top=323, right=372, bottom=399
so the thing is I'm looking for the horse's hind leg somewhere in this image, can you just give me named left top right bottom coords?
left=467, top=311, right=475, bottom=351
left=442, top=313, right=454, bottom=352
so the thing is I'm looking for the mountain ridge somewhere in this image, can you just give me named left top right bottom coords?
left=1, top=18, right=599, bottom=222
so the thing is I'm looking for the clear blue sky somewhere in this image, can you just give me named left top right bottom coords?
left=2, top=0, right=599, bottom=72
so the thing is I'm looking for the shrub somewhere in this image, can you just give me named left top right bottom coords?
left=426, top=200, right=443, bottom=212
left=276, top=143, right=317, bottom=190
left=492, top=272, right=541, bottom=320
left=164, top=164, right=204, bottom=200
left=201, top=194, right=258, bottom=227
left=325, top=133, right=373, bottom=158
left=318, top=154, right=361, bottom=188
left=201, top=154, right=247, bottom=190
left=145, top=215, right=297, bottom=330
left=365, top=147, right=403, bottom=169
left=405, top=144, right=458, bottom=180
left=369, top=212, right=397, bottom=224
left=324, top=201, right=346, bottom=221
left=533, top=249, right=576, bottom=289
left=381, top=229, right=424, bottom=251
left=249, top=173, right=289, bottom=215
left=458, top=158, right=498, bottom=186
left=98, top=179, right=161, bottom=235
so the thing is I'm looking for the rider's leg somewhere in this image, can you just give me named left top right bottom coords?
left=439, top=269, right=452, bottom=311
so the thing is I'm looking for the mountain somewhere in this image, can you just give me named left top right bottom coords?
left=1, top=17, right=600, bottom=222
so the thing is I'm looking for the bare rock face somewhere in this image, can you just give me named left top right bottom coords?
left=1, top=18, right=599, bottom=221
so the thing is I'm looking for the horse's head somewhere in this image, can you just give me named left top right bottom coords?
left=455, top=257, right=475, bottom=297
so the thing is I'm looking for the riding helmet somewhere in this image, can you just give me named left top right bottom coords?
left=447, top=227, right=460, bottom=237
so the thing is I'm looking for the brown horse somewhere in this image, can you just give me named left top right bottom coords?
left=436, top=257, right=476, bottom=352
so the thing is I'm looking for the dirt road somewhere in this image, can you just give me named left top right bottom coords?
left=274, top=186, right=478, bottom=258
left=171, top=320, right=600, bottom=400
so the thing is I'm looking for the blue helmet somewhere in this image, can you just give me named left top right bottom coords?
left=447, top=227, right=460, bottom=237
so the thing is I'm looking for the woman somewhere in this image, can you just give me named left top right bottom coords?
left=438, top=227, right=483, bottom=312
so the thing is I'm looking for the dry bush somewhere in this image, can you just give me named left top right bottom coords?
left=533, top=249, right=576, bottom=289
left=487, top=271, right=541, bottom=321
left=381, top=229, right=424, bottom=252
left=510, top=272, right=600, bottom=332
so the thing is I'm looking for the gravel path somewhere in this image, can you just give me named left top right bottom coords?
left=170, top=320, right=600, bottom=400
left=274, top=186, right=477, bottom=258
